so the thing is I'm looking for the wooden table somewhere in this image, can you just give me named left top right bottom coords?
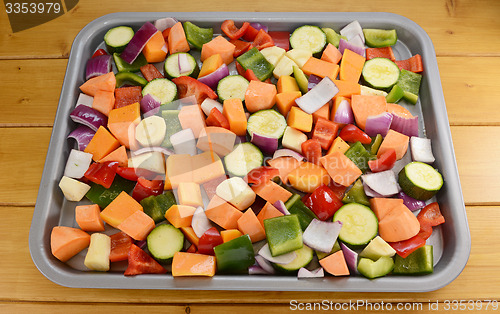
left=1, top=1, right=499, bottom=312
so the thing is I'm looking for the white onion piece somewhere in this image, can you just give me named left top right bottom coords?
left=191, top=207, right=213, bottom=238
left=178, top=53, right=192, bottom=75
left=390, top=114, right=419, bottom=137
left=361, top=170, right=400, bottom=197
left=64, top=149, right=93, bottom=179
left=154, top=17, right=178, bottom=32
left=365, top=112, right=393, bottom=137
left=201, top=98, right=224, bottom=116
left=75, top=93, right=93, bottom=108
left=333, top=99, right=354, bottom=125
left=273, top=200, right=290, bottom=215
left=298, top=267, right=324, bottom=279
left=254, top=255, right=276, bottom=274
left=340, top=20, right=364, bottom=43
left=363, top=182, right=385, bottom=198
left=340, top=242, right=359, bottom=274
left=348, top=34, right=365, bottom=48
left=272, top=149, right=305, bottom=162
left=338, top=38, right=365, bottom=56
left=248, top=265, right=270, bottom=275
left=296, top=77, right=339, bottom=114
left=410, top=136, right=435, bottom=163
left=303, top=219, right=342, bottom=253
left=258, top=243, right=296, bottom=265
left=398, top=191, right=426, bottom=212
left=251, top=132, right=278, bottom=155
left=170, top=128, right=197, bottom=156
left=197, top=64, right=230, bottom=90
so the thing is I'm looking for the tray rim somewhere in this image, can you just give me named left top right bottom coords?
left=29, top=11, right=471, bottom=292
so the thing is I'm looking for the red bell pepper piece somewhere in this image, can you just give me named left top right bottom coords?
left=417, top=202, right=445, bottom=227
left=301, top=139, right=322, bottom=165
left=235, top=61, right=246, bottom=76
left=186, top=243, right=197, bottom=253
left=389, top=235, right=426, bottom=258
left=109, top=232, right=133, bottom=262
left=92, top=49, right=107, bottom=58
left=197, top=227, right=224, bottom=255
left=312, top=117, right=340, bottom=150
left=206, top=107, right=230, bottom=129
left=416, top=222, right=433, bottom=240
left=124, top=244, right=167, bottom=276
left=252, top=29, right=274, bottom=50
left=221, top=20, right=250, bottom=40
left=339, top=124, right=372, bottom=144
left=172, top=76, right=218, bottom=104
left=303, top=184, right=343, bottom=221
left=244, top=166, right=280, bottom=185
left=132, top=177, right=164, bottom=202
left=116, top=167, right=158, bottom=181
left=268, top=31, right=290, bottom=51
left=242, top=25, right=259, bottom=41
left=395, top=54, right=423, bottom=73
left=328, top=181, right=348, bottom=200
left=365, top=47, right=395, bottom=61
left=368, top=148, right=397, bottom=172
left=84, top=161, right=119, bottom=189
left=230, top=39, right=253, bottom=57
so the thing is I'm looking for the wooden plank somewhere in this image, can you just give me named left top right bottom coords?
left=0, top=60, right=67, bottom=126
left=0, top=0, right=500, bottom=58
left=2, top=302, right=499, bottom=313
left=0, top=205, right=497, bottom=303
left=439, top=57, right=500, bottom=126
left=450, top=126, right=500, bottom=205
left=0, top=128, right=51, bottom=206
left=1, top=57, right=498, bottom=126
left=2, top=126, right=498, bottom=206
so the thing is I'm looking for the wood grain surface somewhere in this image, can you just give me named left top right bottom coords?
left=1, top=0, right=499, bottom=312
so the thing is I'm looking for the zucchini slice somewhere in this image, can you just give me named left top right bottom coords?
left=333, top=203, right=378, bottom=246
left=247, top=109, right=287, bottom=139
left=104, top=26, right=134, bottom=54
left=142, top=78, right=178, bottom=105
left=147, top=224, right=184, bottom=263
left=217, top=75, right=249, bottom=102
left=290, top=25, right=327, bottom=54
left=224, top=142, right=263, bottom=177
left=362, top=58, right=400, bottom=90
left=398, top=162, right=443, bottom=201
left=164, top=52, right=199, bottom=79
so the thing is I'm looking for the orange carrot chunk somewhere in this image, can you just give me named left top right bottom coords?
left=92, top=90, right=115, bottom=116
left=256, top=202, right=284, bottom=228
left=350, top=94, right=388, bottom=130
left=143, top=31, right=167, bottom=63
left=319, top=250, right=350, bottom=276
left=84, top=126, right=120, bottom=162
left=222, top=98, right=247, bottom=136
left=100, top=191, right=143, bottom=228
left=321, top=43, right=343, bottom=64
left=378, top=203, right=420, bottom=242
left=116, top=210, right=155, bottom=241
left=244, top=80, right=277, bottom=113
left=168, top=22, right=190, bottom=54
left=339, top=49, right=366, bottom=83
left=80, top=72, right=116, bottom=97
left=237, top=209, right=266, bottom=242
left=172, top=252, right=216, bottom=277
left=205, top=195, right=244, bottom=230
left=302, top=57, right=340, bottom=81
left=75, top=204, right=105, bottom=232
left=252, top=180, right=293, bottom=204
left=377, top=129, right=409, bottom=160
left=50, top=226, right=90, bottom=262
left=319, top=151, right=362, bottom=187
left=201, top=36, right=236, bottom=65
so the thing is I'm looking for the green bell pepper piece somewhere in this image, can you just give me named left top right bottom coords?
left=85, top=175, right=135, bottom=208
left=236, top=47, right=274, bottom=81
left=369, top=134, right=384, bottom=155
left=113, top=53, right=148, bottom=73
left=284, top=194, right=318, bottom=231
left=214, top=235, right=255, bottom=274
left=345, top=141, right=375, bottom=173
left=160, top=110, right=182, bottom=147
left=397, top=69, right=422, bottom=105
left=115, top=72, right=148, bottom=88
left=141, top=191, right=177, bottom=223
left=183, top=21, right=213, bottom=50
left=342, top=179, right=370, bottom=206
left=264, top=214, right=303, bottom=256
left=393, top=245, right=434, bottom=275
left=386, top=84, right=405, bottom=103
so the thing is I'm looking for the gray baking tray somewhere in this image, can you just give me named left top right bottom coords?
left=29, top=12, right=471, bottom=291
